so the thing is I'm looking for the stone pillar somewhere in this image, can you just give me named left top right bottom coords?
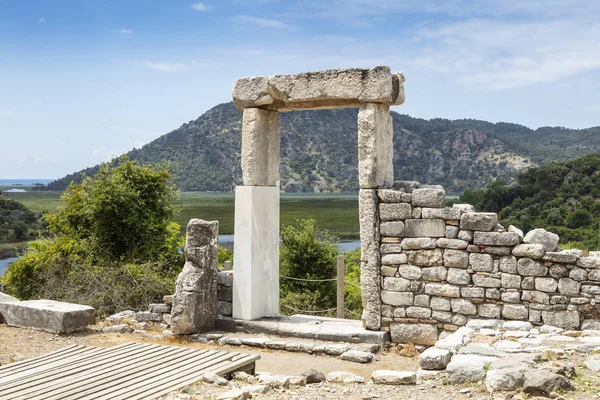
left=171, top=219, right=219, bottom=334
left=357, top=102, right=392, bottom=330
left=233, top=186, right=280, bottom=319
left=359, top=189, right=381, bottom=330
left=233, top=107, right=281, bottom=320
left=241, top=108, right=280, bottom=186
left=357, top=103, right=393, bottom=189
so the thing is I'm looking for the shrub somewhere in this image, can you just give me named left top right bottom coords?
left=3, top=158, right=184, bottom=315
left=279, top=219, right=338, bottom=315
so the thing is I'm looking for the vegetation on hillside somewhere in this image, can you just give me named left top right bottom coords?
left=461, top=153, right=600, bottom=250
left=0, top=196, right=41, bottom=243
left=43, top=103, right=599, bottom=194
left=3, top=159, right=184, bottom=315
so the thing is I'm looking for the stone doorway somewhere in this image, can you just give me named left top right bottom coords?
left=230, top=66, right=405, bottom=330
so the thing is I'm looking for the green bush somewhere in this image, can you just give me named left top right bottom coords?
left=279, top=219, right=338, bottom=315
left=3, top=158, right=184, bottom=315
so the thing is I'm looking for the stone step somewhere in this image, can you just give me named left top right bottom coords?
left=216, top=314, right=389, bottom=345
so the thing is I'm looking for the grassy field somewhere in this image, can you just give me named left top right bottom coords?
left=7, top=191, right=360, bottom=238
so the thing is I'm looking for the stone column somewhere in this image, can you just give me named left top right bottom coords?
left=233, top=107, right=281, bottom=320
left=241, top=108, right=280, bottom=186
left=357, top=103, right=393, bottom=330
left=171, top=219, right=219, bottom=334
left=358, top=103, right=393, bottom=189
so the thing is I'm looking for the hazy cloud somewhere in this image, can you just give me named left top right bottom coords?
left=38, top=17, right=45, bottom=23
left=0, top=110, right=20, bottom=118
left=115, top=28, right=133, bottom=34
left=191, top=2, right=207, bottom=11
left=142, top=61, right=188, bottom=72
left=231, top=15, right=292, bottom=29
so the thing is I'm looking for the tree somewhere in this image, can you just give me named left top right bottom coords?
left=279, top=219, right=339, bottom=314
left=3, top=158, right=184, bottom=313
left=44, top=157, right=180, bottom=265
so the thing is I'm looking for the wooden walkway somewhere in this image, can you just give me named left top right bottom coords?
left=0, top=342, right=260, bottom=399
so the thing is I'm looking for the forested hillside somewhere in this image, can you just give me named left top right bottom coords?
left=45, top=102, right=600, bottom=193
left=0, top=196, right=41, bottom=243
left=468, top=153, right=600, bottom=250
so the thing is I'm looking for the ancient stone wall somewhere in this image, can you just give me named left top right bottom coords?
left=371, top=181, right=600, bottom=345
left=217, top=270, right=233, bottom=317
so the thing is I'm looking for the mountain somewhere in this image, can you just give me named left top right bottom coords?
left=45, top=102, right=600, bottom=193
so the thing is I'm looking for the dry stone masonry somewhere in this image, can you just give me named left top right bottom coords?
left=368, top=181, right=600, bottom=345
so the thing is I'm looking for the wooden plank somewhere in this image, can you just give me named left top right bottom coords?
left=140, top=354, right=260, bottom=400
left=0, top=345, right=86, bottom=376
left=71, top=349, right=228, bottom=400
left=0, top=342, right=261, bottom=400
left=18, top=345, right=197, bottom=400
left=95, top=351, right=243, bottom=400
left=40, top=347, right=215, bottom=400
left=0, top=343, right=143, bottom=390
left=0, top=343, right=158, bottom=396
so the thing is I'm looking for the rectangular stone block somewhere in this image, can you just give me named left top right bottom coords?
left=381, top=291, right=413, bottom=306
left=473, top=231, right=520, bottom=246
left=404, top=219, right=445, bottom=238
left=390, top=322, right=438, bottom=345
left=233, top=186, right=280, bottom=320
left=411, top=188, right=446, bottom=208
left=380, top=221, right=405, bottom=237
left=543, top=252, right=578, bottom=264
left=377, top=189, right=404, bottom=203
left=401, top=237, right=437, bottom=250
left=0, top=300, right=95, bottom=334
left=233, top=66, right=405, bottom=110
left=421, top=207, right=461, bottom=220
left=460, top=213, right=498, bottom=231
left=358, top=103, right=394, bottom=189
left=424, top=283, right=460, bottom=298
left=379, top=202, right=412, bottom=221
left=241, top=108, right=280, bottom=186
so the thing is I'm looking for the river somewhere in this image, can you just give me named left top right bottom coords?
left=0, top=257, right=18, bottom=277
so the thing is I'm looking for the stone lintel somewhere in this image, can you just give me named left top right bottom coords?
left=232, top=66, right=405, bottom=111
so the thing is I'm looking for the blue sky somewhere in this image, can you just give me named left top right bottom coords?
left=1, top=0, right=599, bottom=179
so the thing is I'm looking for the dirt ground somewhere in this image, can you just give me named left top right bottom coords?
left=1, top=324, right=600, bottom=400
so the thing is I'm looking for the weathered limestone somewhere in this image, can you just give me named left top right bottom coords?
left=360, top=190, right=381, bottom=330
left=233, top=188, right=279, bottom=320
left=411, top=188, right=445, bottom=208
left=358, top=103, right=393, bottom=189
left=404, top=219, right=445, bottom=237
left=241, top=108, right=280, bottom=186
left=232, top=66, right=405, bottom=111
left=523, top=228, right=559, bottom=252
left=460, top=213, right=498, bottom=231
left=172, top=219, right=219, bottom=334
left=390, top=323, right=438, bottom=345
left=0, top=300, right=95, bottom=333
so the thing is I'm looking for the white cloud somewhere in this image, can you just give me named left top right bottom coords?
left=115, top=28, right=133, bottom=34
left=191, top=2, right=207, bottom=11
left=585, top=105, right=600, bottom=112
left=38, top=17, right=45, bottom=23
left=231, top=15, right=292, bottom=29
left=89, top=149, right=122, bottom=163
left=0, top=110, right=20, bottom=118
left=142, top=61, right=188, bottom=72
left=412, top=17, right=600, bottom=90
